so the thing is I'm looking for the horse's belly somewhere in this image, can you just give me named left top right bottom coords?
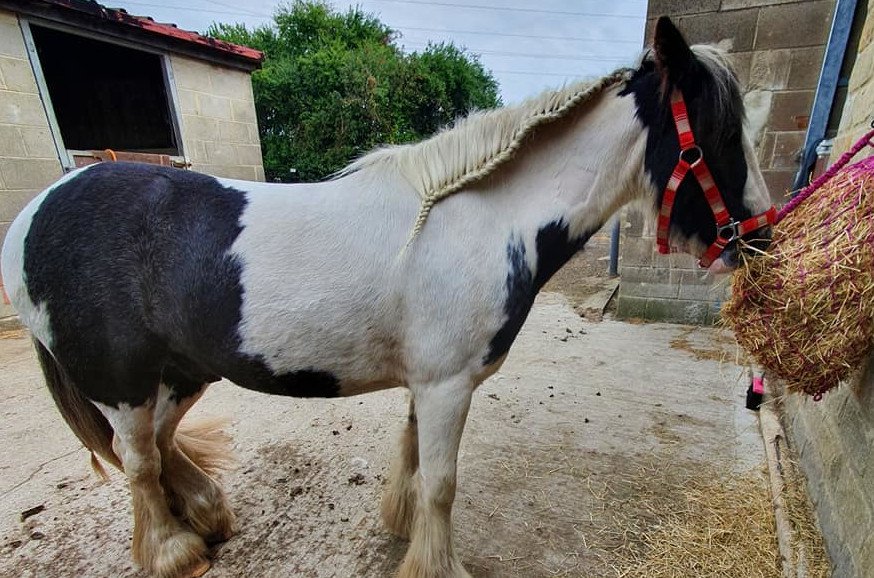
left=219, top=354, right=404, bottom=399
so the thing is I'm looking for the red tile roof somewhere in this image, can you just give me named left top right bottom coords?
left=36, top=0, right=263, bottom=63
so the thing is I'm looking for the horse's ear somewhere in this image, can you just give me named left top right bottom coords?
left=653, top=16, right=692, bottom=86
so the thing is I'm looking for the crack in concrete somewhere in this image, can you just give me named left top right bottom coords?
left=0, top=447, right=81, bottom=500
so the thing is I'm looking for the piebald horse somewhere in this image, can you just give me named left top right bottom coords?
left=2, top=18, right=773, bottom=578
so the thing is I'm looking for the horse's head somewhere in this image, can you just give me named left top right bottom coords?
left=622, top=17, right=775, bottom=273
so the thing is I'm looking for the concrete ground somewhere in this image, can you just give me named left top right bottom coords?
left=0, top=284, right=765, bottom=578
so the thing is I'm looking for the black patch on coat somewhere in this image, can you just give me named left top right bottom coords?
left=619, top=55, right=755, bottom=250
left=484, top=220, right=591, bottom=365
left=23, top=162, right=340, bottom=407
left=241, top=368, right=340, bottom=398
left=485, top=237, right=532, bottom=366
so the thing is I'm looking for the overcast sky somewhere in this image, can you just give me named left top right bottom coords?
left=109, top=0, right=648, bottom=104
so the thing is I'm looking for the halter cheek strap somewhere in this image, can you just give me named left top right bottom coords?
left=655, top=89, right=777, bottom=268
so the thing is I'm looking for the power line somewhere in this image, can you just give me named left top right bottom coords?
left=114, top=0, right=266, bottom=19
left=367, top=0, right=643, bottom=19
left=402, top=41, right=628, bottom=63
left=202, top=0, right=271, bottom=18
left=116, top=1, right=644, bottom=46
left=491, top=70, right=595, bottom=78
left=396, top=25, right=642, bottom=45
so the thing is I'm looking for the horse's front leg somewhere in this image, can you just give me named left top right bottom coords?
left=382, top=397, right=419, bottom=538
left=397, top=376, right=474, bottom=578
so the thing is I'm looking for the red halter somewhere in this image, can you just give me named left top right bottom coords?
left=656, top=89, right=777, bottom=268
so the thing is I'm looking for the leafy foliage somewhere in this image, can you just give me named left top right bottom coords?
left=209, top=1, right=501, bottom=182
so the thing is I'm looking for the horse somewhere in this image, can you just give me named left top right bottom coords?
left=1, top=17, right=774, bottom=578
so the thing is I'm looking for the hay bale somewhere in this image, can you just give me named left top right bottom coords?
left=722, top=155, right=874, bottom=397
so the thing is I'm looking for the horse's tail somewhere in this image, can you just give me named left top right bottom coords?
left=176, top=416, right=236, bottom=478
left=34, top=339, right=122, bottom=478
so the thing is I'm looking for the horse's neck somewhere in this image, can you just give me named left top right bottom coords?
left=467, top=87, right=646, bottom=257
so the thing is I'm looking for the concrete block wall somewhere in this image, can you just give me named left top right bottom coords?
left=170, top=55, right=265, bottom=182
left=0, top=9, right=63, bottom=319
left=617, top=0, right=834, bottom=324
left=784, top=363, right=874, bottom=578
left=783, top=5, right=874, bottom=577
left=616, top=214, right=731, bottom=324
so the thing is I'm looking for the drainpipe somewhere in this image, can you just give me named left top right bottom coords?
left=608, top=218, right=620, bottom=277
left=792, top=0, right=858, bottom=192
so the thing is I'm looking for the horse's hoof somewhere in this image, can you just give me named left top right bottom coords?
left=179, top=496, right=236, bottom=545
left=154, top=531, right=209, bottom=578
left=204, top=526, right=234, bottom=545
left=195, top=503, right=236, bottom=545
left=396, top=555, right=472, bottom=578
left=186, top=559, right=211, bottom=578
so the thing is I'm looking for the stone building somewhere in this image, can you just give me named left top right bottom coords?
left=0, top=0, right=265, bottom=321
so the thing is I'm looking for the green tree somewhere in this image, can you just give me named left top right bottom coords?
left=208, top=1, right=501, bottom=182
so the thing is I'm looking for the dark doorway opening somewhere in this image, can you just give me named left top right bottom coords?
left=30, top=24, right=179, bottom=154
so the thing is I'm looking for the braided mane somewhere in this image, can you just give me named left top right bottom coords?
left=338, top=45, right=739, bottom=243
left=338, top=67, right=634, bottom=240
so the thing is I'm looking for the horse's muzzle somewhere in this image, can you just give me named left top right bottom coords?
left=708, top=226, right=773, bottom=275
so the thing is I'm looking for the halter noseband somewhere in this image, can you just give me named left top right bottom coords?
left=656, top=89, right=777, bottom=268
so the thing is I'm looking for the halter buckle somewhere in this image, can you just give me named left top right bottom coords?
left=717, top=220, right=740, bottom=244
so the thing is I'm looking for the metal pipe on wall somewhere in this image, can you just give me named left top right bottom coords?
left=792, top=0, right=859, bottom=192
left=608, top=217, right=620, bottom=277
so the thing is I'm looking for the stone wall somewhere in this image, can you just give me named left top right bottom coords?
left=0, top=9, right=63, bottom=319
left=170, top=55, right=265, bottom=182
left=784, top=374, right=874, bottom=578
left=783, top=4, right=874, bottom=577
left=617, top=0, right=835, bottom=324
left=615, top=214, right=730, bottom=324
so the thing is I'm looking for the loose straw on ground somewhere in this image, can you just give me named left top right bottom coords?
left=610, top=464, right=781, bottom=578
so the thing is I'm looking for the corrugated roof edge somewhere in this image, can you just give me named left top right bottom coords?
left=35, top=0, right=264, bottom=63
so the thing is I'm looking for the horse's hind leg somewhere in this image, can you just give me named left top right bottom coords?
left=382, top=397, right=419, bottom=539
left=154, top=382, right=235, bottom=543
left=397, top=377, right=473, bottom=578
left=98, top=401, right=210, bottom=578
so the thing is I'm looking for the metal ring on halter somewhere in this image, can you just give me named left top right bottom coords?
left=716, top=219, right=740, bottom=243
left=679, top=145, right=703, bottom=167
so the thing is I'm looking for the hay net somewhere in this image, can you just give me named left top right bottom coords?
left=722, top=152, right=874, bottom=397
